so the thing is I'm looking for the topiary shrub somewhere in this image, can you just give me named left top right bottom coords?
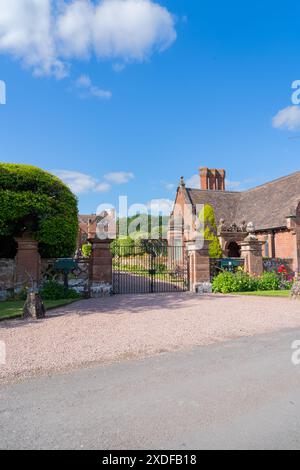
left=199, top=204, right=223, bottom=258
left=0, top=163, right=78, bottom=258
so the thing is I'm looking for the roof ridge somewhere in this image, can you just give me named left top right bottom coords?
left=186, top=188, right=241, bottom=194
left=242, top=171, right=300, bottom=193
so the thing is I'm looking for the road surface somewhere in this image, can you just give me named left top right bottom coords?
left=1, top=327, right=300, bottom=450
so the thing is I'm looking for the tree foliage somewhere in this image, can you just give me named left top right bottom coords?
left=82, top=243, right=92, bottom=258
left=0, top=163, right=78, bottom=258
left=199, top=204, right=223, bottom=258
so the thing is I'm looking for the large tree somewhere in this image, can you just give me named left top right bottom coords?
left=0, top=163, right=78, bottom=258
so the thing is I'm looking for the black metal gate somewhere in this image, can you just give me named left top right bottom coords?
left=112, top=240, right=189, bottom=294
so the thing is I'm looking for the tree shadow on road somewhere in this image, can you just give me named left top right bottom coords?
left=0, top=293, right=234, bottom=328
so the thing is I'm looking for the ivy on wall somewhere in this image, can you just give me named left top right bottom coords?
left=198, top=204, right=223, bottom=258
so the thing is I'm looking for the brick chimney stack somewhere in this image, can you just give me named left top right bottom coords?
left=199, top=168, right=226, bottom=191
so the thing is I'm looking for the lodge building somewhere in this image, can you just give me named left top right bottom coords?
left=168, top=168, right=300, bottom=273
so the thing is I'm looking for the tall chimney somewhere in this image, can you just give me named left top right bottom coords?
left=199, top=168, right=226, bottom=191
left=200, top=167, right=209, bottom=190
left=217, top=169, right=226, bottom=190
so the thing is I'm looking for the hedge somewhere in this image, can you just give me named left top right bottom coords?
left=0, top=163, right=78, bottom=258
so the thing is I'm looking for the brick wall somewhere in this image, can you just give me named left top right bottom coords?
left=256, top=230, right=297, bottom=271
left=169, top=187, right=195, bottom=244
left=274, top=231, right=297, bottom=269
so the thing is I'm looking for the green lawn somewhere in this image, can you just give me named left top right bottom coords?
left=233, top=290, right=291, bottom=297
left=0, top=299, right=81, bottom=321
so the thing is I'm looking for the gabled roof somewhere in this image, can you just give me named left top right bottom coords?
left=185, top=171, right=300, bottom=231
left=78, top=214, right=94, bottom=224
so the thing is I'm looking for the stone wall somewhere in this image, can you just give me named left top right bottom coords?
left=0, top=259, right=16, bottom=299
left=0, top=257, right=91, bottom=299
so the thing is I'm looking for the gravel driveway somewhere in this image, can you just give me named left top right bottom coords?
left=1, top=293, right=300, bottom=384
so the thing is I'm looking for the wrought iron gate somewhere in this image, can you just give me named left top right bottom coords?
left=112, top=241, right=189, bottom=294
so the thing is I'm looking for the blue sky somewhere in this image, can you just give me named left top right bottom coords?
left=1, top=0, right=300, bottom=215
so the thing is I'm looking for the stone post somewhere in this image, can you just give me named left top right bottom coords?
left=186, top=240, right=210, bottom=292
left=240, top=225, right=264, bottom=276
left=15, top=235, right=41, bottom=288
left=89, top=239, right=113, bottom=285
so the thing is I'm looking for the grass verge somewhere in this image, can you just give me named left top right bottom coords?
left=0, top=299, right=81, bottom=321
left=232, top=290, right=291, bottom=297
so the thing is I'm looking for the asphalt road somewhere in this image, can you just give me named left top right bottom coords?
left=1, top=328, right=300, bottom=450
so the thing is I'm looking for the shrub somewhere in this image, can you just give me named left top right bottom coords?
left=155, top=263, right=167, bottom=273
left=82, top=243, right=92, bottom=258
left=233, top=272, right=259, bottom=292
left=110, top=237, right=135, bottom=256
left=40, top=280, right=81, bottom=300
left=212, top=271, right=258, bottom=293
left=212, top=272, right=236, bottom=293
left=198, top=205, right=223, bottom=258
left=257, top=272, right=280, bottom=291
left=14, top=287, right=28, bottom=301
left=0, top=163, right=78, bottom=258
left=213, top=271, right=285, bottom=293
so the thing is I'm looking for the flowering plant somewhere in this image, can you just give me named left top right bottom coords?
left=278, top=265, right=287, bottom=275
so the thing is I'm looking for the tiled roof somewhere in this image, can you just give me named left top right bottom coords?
left=186, top=171, right=300, bottom=230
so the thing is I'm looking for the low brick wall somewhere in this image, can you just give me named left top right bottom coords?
left=263, top=257, right=294, bottom=274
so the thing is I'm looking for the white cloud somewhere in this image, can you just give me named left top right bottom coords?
left=112, top=62, right=126, bottom=73
left=147, top=198, right=173, bottom=216
left=56, top=0, right=93, bottom=59
left=75, top=74, right=112, bottom=100
left=226, top=179, right=241, bottom=190
left=165, top=182, right=176, bottom=191
left=104, top=172, right=134, bottom=184
left=161, top=180, right=175, bottom=191
left=0, top=0, right=176, bottom=78
left=186, top=174, right=255, bottom=191
left=0, top=0, right=67, bottom=78
left=186, top=174, right=200, bottom=189
left=53, top=170, right=111, bottom=194
left=272, top=105, right=300, bottom=131
left=88, top=0, right=176, bottom=61
left=95, top=182, right=111, bottom=192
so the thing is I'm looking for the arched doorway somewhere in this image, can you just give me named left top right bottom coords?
left=227, top=241, right=241, bottom=258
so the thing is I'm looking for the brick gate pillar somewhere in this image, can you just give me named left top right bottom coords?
left=15, top=235, right=41, bottom=288
left=186, top=240, right=210, bottom=292
left=240, top=238, right=263, bottom=276
left=89, top=239, right=113, bottom=285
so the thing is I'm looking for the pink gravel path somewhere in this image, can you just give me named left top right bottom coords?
left=1, top=293, right=300, bottom=384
